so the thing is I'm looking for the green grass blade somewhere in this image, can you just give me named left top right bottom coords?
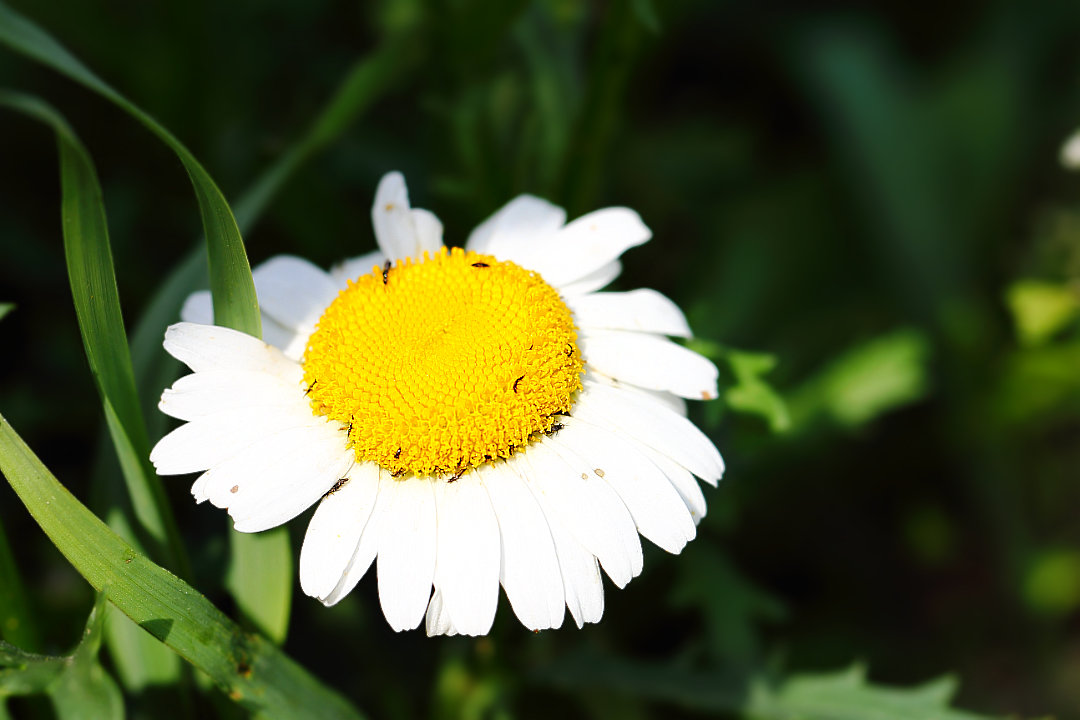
left=0, top=413, right=365, bottom=720
left=0, top=0, right=260, bottom=338
left=0, top=91, right=189, bottom=580
left=0, top=519, right=37, bottom=650
left=0, top=304, right=12, bottom=322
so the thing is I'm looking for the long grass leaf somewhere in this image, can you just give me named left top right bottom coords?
left=0, top=0, right=260, bottom=338
left=0, top=91, right=189, bottom=583
left=0, top=413, right=365, bottom=720
left=0, top=519, right=37, bottom=651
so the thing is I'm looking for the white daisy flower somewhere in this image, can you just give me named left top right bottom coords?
left=151, top=172, right=724, bottom=636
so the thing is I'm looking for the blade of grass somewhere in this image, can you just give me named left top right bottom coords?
left=0, top=518, right=37, bottom=651
left=0, top=0, right=260, bottom=338
left=0, top=91, right=189, bottom=583
left=0, top=412, right=365, bottom=720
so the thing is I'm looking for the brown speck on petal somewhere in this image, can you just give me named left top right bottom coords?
left=230, top=485, right=239, bottom=494
left=581, top=472, right=588, bottom=480
left=594, top=468, right=605, bottom=477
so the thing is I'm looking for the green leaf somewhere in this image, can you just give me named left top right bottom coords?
left=0, top=304, right=12, bottom=322
left=0, top=412, right=364, bottom=720
left=723, top=350, right=791, bottom=432
left=787, top=329, right=931, bottom=431
left=0, top=91, right=189, bottom=580
left=0, top=0, right=260, bottom=338
left=226, top=529, right=293, bottom=645
left=1005, top=279, right=1080, bottom=347
left=1, top=593, right=123, bottom=720
left=746, top=665, right=997, bottom=720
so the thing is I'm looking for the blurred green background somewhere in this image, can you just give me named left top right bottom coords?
left=3, top=0, right=1080, bottom=717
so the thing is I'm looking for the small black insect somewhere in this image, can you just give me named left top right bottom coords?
left=322, top=477, right=349, bottom=499
left=391, top=468, right=406, bottom=478
left=382, top=259, right=392, bottom=284
left=394, top=447, right=402, bottom=459
left=304, top=380, right=318, bottom=396
left=545, top=422, right=565, bottom=436
left=471, top=262, right=490, bottom=268
left=447, top=469, right=465, bottom=483
left=512, top=375, right=524, bottom=393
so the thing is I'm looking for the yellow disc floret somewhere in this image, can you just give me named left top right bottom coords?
left=303, top=247, right=583, bottom=478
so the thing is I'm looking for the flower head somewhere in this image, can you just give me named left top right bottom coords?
left=151, top=172, right=724, bottom=636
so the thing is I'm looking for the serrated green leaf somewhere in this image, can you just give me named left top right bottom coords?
left=1006, top=279, right=1080, bottom=347
left=0, top=91, right=189, bottom=580
left=0, top=413, right=364, bottom=719
left=0, top=0, right=259, bottom=338
left=746, top=665, right=996, bottom=720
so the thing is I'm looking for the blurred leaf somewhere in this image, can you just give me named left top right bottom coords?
left=670, top=542, right=785, bottom=665
left=0, top=0, right=260, bottom=338
left=1023, top=549, right=1080, bottom=618
left=787, top=329, right=931, bottom=431
left=0, top=304, right=12, bottom=322
left=0, top=91, right=189, bottom=579
left=226, top=530, right=293, bottom=646
left=994, top=341, right=1080, bottom=425
left=1, top=593, right=123, bottom=720
left=1005, top=279, right=1080, bottom=347
left=0, top=518, right=37, bottom=651
left=0, top=413, right=365, bottom=720
left=724, top=350, right=791, bottom=433
left=746, top=665, right=996, bottom=720
left=630, top=0, right=661, bottom=33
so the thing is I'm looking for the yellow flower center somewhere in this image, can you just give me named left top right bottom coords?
left=303, top=247, right=583, bottom=478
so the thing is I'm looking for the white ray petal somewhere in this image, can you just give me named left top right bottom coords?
left=586, top=370, right=689, bottom=417
left=557, top=260, right=622, bottom=296
left=371, top=172, right=443, bottom=262
left=569, top=289, right=691, bottom=338
left=158, top=368, right=304, bottom=422
left=556, top=418, right=695, bottom=554
left=506, top=208, right=650, bottom=287
left=252, top=256, right=341, bottom=333
left=428, top=472, right=501, bottom=636
left=299, top=462, right=381, bottom=599
left=507, top=455, right=603, bottom=628
left=151, top=406, right=319, bottom=475
left=636, top=444, right=708, bottom=525
left=181, top=290, right=309, bottom=360
left=329, top=250, right=385, bottom=287
left=479, top=463, right=564, bottom=631
left=163, top=323, right=299, bottom=380
left=189, top=422, right=352, bottom=533
left=320, top=470, right=392, bottom=606
left=424, top=588, right=459, bottom=637
left=520, top=441, right=641, bottom=588
left=575, top=381, right=724, bottom=485
left=465, top=195, right=566, bottom=257
left=579, top=330, right=719, bottom=400
left=376, top=476, right=438, bottom=631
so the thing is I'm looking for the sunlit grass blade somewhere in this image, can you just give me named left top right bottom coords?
left=0, top=91, right=189, bottom=581
left=0, top=414, right=365, bottom=720
left=0, top=0, right=260, bottom=338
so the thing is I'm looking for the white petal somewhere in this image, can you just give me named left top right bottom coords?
left=465, top=195, right=566, bottom=257
left=158, top=368, right=304, bottom=422
left=252, top=255, right=340, bottom=334
left=424, top=588, right=459, bottom=637
left=371, top=172, right=443, bottom=262
left=637, top=444, right=708, bottom=525
left=579, top=330, right=719, bottom=400
left=329, top=250, right=385, bottom=287
left=193, top=422, right=352, bottom=533
left=376, top=476, right=437, bottom=631
left=556, top=418, right=695, bottom=554
left=299, top=462, right=380, bottom=599
left=479, top=463, right=565, bottom=631
left=506, top=208, right=650, bottom=287
left=151, top=405, right=317, bottom=475
left=180, top=290, right=213, bottom=324
left=320, top=470, right=392, bottom=606
left=504, top=455, right=603, bottom=628
left=574, top=381, right=724, bottom=485
left=586, top=370, right=688, bottom=417
left=557, top=260, right=622, bottom=296
left=182, top=288, right=313, bottom=362
left=429, top=472, right=501, bottom=636
left=569, top=289, right=691, bottom=338
left=520, top=441, right=641, bottom=588
left=163, top=323, right=298, bottom=380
